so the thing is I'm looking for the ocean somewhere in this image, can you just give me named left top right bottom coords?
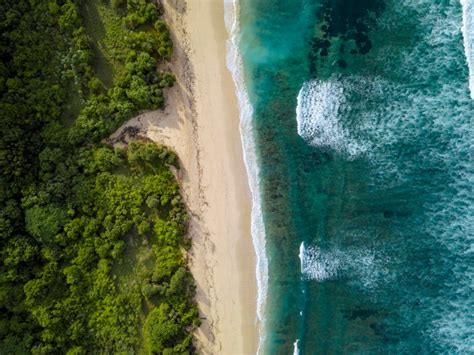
left=226, top=0, right=474, bottom=353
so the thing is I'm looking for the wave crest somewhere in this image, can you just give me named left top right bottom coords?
left=461, top=0, right=474, bottom=99
left=296, top=79, right=367, bottom=157
left=299, top=242, right=391, bottom=290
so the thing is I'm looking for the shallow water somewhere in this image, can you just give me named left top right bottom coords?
left=233, top=0, right=473, bottom=353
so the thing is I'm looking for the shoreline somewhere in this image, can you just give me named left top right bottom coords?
left=224, top=0, right=268, bottom=351
left=111, top=0, right=258, bottom=353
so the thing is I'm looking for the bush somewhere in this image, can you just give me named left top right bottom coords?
left=144, top=304, right=181, bottom=354
left=25, top=205, right=69, bottom=243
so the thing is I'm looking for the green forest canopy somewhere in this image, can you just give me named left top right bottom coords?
left=0, top=0, right=199, bottom=353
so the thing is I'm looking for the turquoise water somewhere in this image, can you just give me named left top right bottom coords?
left=235, top=0, right=474, bottom=353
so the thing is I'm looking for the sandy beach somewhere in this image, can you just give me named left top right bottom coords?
left=110, top=0, right=257, bottom=353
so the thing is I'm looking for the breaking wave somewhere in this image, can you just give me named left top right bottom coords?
left=296, top=79, right=368, bottom=158
left=293, top=339, right=300, bottom=355
left=299, top=242, right=392, bottom=291
left=296, top=1, right=473, bottom=351
left=461, top=0, right=474, bottom=99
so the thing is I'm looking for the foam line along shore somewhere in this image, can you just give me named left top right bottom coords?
left=224, top=0, right=269, bottom=352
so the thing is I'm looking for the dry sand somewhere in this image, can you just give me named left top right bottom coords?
left=110, top=0, right=258, bottom=353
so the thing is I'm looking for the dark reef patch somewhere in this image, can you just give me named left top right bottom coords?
left=309, top=0, right=385, bottom=77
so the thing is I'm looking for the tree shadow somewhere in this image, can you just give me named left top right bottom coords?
left=80, top=1, right=114, bottom=88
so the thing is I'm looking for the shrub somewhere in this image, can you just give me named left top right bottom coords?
left=25, top=205, right=69, bottom=243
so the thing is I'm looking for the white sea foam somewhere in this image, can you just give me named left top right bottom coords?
left=299, top=242, right=390, bottom=290
left=299, top=242, right=340, bottom=281
left=296, top=3, right=474, bottom=349
left=296, top=79, right=367, bottom=158
left=293, top=339, right=300, bottom=355
left=461, top=0, right=474, bottom=99
left=224, top=0, right=473, bottom=351
left=224, top=0, right=268, bottom=353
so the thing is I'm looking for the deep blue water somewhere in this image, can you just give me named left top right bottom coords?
left=236, top=0, right=474, bottom=353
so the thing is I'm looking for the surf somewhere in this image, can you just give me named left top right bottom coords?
left=461, top=0, right=474, bottom=99
left=224, top=0, right=268, bottom=352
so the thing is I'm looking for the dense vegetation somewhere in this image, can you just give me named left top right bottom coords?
left=0, top=0, right=199, bottom=353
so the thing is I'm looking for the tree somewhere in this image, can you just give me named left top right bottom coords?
left=25, top=205, right=68, bottom=243
left=144, top=303, right=180, bottom=354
